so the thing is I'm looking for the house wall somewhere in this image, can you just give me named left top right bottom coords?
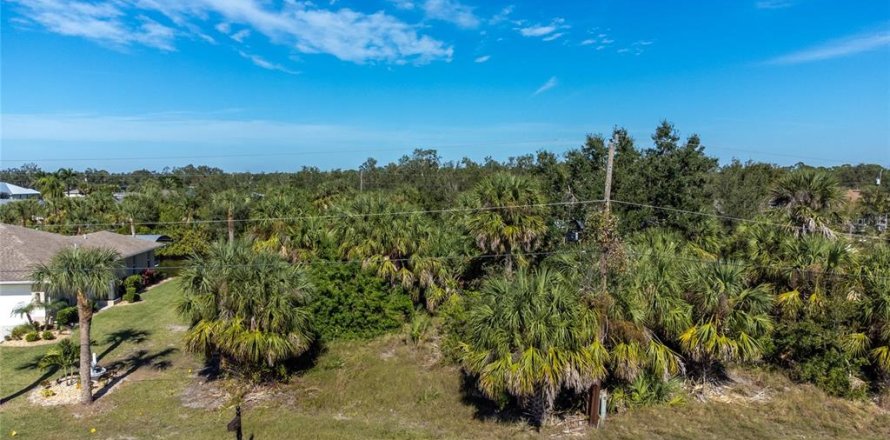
left=0, top=250, right=158, bottom=336
left=0, top=282, right=41, bottom=338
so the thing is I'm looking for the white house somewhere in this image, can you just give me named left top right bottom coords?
left=0, top=223, right=165, bottom=337
left=0, top=182, right=40, bottom=205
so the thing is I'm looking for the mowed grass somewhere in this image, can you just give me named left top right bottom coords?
left=1, top=280, right=889, bottom=439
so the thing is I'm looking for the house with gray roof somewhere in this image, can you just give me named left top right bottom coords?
left=0, top=223, right=165, bottom=337
left=0, top=182, right=40, bottom=205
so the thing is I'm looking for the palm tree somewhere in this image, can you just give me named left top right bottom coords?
left=547, top=235, right=684, bottom=424
left=211, top=189, right=252, bottom=243
left=178, top=241, right=314, bottom=381
left=56, top=168, right=78, bottom=196
left=35, top=175, right=65, bottom=201
left=39, top=339, right=80, bottom=384
left=844, top=244, right=890, bottom=390
left=453, top=269, right=605, bottom=428
left=769, top=169, right=843, bottom=237
left=30, top=247, right=122, bottom=404
left=774, top=235, right=857, bottom=318
left=463, top=173, right=548, bottom=274
left=7, top=199, right=41, bottom=227
left=680, top=261, right=773, bottom=380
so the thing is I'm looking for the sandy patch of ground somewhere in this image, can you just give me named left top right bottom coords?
left=28, top=374, right=128, bottom=407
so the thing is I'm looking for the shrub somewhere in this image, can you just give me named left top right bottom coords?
left=10, top=323, right=35, bottom=340
left=55, top=306, right=78, bottom=327
left=768, top=320, right=867, bottom=398
left=141, top=268, right=160, bottom=287
left=408, top=314, right=431, bottom=345
left=123, top=274, right=143, bottom=293
left=41, top=331, right=55, bottom=340
left=24, top=332, right=40, bottom=342
left=123, top=289, right=140, bottom=303
left=308, top=262, right=413, bottom=341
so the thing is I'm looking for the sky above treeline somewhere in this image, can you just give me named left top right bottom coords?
left=1, top=1, right=888, bottom=172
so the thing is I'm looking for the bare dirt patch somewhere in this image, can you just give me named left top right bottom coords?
left=181, top=380, right=231, bottom=410
left=28, top=374, right=128, bottom=407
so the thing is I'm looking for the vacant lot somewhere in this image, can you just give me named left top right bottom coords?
left=1, top=281, right=888, bottom=439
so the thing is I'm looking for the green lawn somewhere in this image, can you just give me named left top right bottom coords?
left=1, top=280, right=889, bottom=439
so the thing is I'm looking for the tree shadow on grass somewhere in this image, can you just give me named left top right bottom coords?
left=458, top=373, right=523, bottom=424
left=93, top=347, right=178, bottom=401
left=0, top=353, right=58, bottom=404
left=97, top=328, right=151, bottom=361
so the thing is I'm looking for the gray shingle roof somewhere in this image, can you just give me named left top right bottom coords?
left=0, top=223, right=164, bottom=282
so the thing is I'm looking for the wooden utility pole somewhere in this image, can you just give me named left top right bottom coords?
left=603, top=133, right=616, bottom=213
left=589, top=132, right=618, bottom=428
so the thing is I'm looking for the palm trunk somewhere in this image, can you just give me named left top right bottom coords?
left=227, top=208, right=235, bottom=243
left=528, top=383, right=549, bottom=429
left=588, top=382, right=602, bottom=426
left=77, top=291, right=93, bottom=404
left=129, top=217, right=136, bottom=236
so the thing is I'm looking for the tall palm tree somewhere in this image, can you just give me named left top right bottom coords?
left=56, top=168, right=78, bottom=196
left=211, top=189, right=252, bottom=243
left=178, top=241, right=314, bottom=381
left=30, top=247, right=122, bottom=404
left=453, top=269, right=605, bottom=428
left=547, top=236, right=684, bottom=424
left=680, top=261, right=773, bottom=380
left=769, top=169, right=843, bottom=237
left=35, top=175, right=65, bottom=201
left=463, top=173, right=548, bottom=274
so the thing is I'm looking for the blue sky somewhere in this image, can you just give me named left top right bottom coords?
left=1, top=0, right=888, bottom=172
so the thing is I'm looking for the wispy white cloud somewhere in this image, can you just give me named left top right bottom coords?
left=533, top=76, right=558, bottom=95
left=518, top=18, right=569, bottom=40
left=230, top=28, right=250, bottom=42
left=389, top=0, right=416, bottom=10
left=580, top=39, right=596, bottom=46
left=238, top=50, right=298, bottom=74
left=9, top=0, right=454, bottom=65
left=767, top=29, right=890, bottom=64
left=755, top=0, right=797, bottom=9
left=474, top=54, right=490, bottom=63
left=215, top=22, right=231, bottom=34
left=542, top=32, right=564, bottom=42
left=489, top=5, right=514, bottom=25
left=8, top=0, right=177, bottom=51
left=422, top=0, right=479, bottom=29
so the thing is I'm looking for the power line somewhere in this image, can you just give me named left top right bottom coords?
left=608, top=199, right=887, bottom=242
left=23, top=195, right=886, bottom=242
left=30, top=199, right=606, bottom=230
left=4, top=247, right=886, bottom=282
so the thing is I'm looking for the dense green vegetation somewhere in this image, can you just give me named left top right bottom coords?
left=2, top=121, right=888, bottom=429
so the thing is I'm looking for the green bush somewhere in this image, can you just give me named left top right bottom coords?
left=10, top=323, right=35, bottom=340
left=308, top=262, right=413, bottom=341
left=123, top=274, right=143, bottom=293
left=55, top=306, right=78, bottom=327
left=768, top=320, right=867, bottom=398
left=123, top=289, right=140, bottom=303
left=41, top=330, right=55, bottom=340
left=408, top=314, right=431, bottom=345
left=24, top=332, right=40, bottom=342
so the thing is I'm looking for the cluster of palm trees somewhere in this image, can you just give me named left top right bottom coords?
left=444, top=170, right=890, bottom=425
left=16, top=164, right=888, bottom=418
